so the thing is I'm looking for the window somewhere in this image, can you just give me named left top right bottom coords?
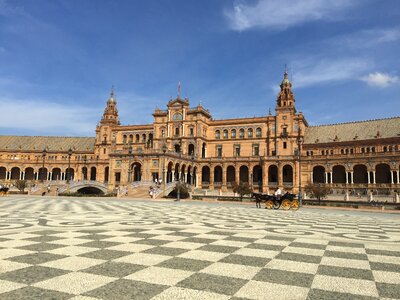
left=282, top=127, right=287, bottom=135
left=283, top=142, right=287, bottom=149
left=223, top=130, right=228, bottom=139
left=239, top=129, right=244, bottom=139
left=253, top=144, right=259, bottom=156
left=123, top=135, right=127, bottom=144
left=231, top=129, right=236, bottom=138
left=256, top=128, right=262, bottom=138
left=248, top=128, right=253, bottom=138
left=136, top=134, right=140, bottom=143
left=129, top=135, right=133, bottom=144
left=103, top=148, right=106, bottom=154
left=175, top=127, right=180, bottom=136
left=216, top=145, right=223, bottom=157
left=189, top=127, right=194, bottom=136
left=215, top=130, right=220, bottom=139
left=142, top=134, right=146, bottom=142
left=161, top=129, right=165, bottom=138
left=234, top=144, right=240, bottom=157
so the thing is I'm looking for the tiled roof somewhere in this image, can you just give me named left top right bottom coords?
left=304, top=117, right=400, bottom=144
left=0, top=136, right=95, bottom=152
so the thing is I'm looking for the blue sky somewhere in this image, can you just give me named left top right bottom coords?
left=0, top=0, right=399, bottom=136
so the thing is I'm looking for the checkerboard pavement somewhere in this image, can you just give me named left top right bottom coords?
left=0, top=196, right=399, bottom=299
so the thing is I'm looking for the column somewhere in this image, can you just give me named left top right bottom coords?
left=346, top=172, right=349, bottom=184
left=49, top=172, right=52, bottom=181
left=351, top=172, right=354, bottom=184
left=35, top=172, right=39, bottom=180
left=278, top=166, right=283, bottom=187
left=235, top=167, right=240, bottom=185
left=330, top=172, right=333, bottom=184
left=19, top=172, right=23, bottom=180
left=310, top=172, right=313, bottom=184
left=367, top=171, right=371, bottom=184
left=195, top=174, right=198, bottom=188
left=373, top=171, right=376, bottom=184
left=391, top=171, right=394, bottom=184
left=397, top=171, right=399, bottom=184
left=210, top=168, right=214, bottom=189
left=262, top=164, right=268, bottom=192
left=324, top=172, right=328, bottom=184
left=222, top=167, right=227, bottom=192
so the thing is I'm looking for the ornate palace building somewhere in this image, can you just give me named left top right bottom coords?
left=0, top=72, right=399, bottom=196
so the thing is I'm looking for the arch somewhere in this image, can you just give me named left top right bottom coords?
left=142, top=134, right=146, bottom=143
left=0, top=167, right=6, bottom=180
left=104, top=166, right=109, bottom=183
left=24, top=167, right=35, bottom=181
left=90, top=167, right=97, bottom=181
left=174, top=163, right=180, bottom=181
left=247, top=128, right=253, bottom=138
left=193, top=166, right=197, bottom=186
left=187, top=165, right=192, bottom=184
left=268, top=165, right=278, bottom=184
left=252, top=165, right=262, bottom=186
left=227, top=166, right=235, bottom=185
left=239, top=165, right=249, bottom=183
left=201, top=166, right=210, bottom=185
left=132, top=162, right=142, bottom=181
left=188, top=144, right=195, bottom=156
left=214, top=166, right=223, bottom=184
left=52, top=168, right=61, bottom=180
left=167, top=162, right=174, bottom=183
left=129, top=134, right=133, bottom=144
left=313, top=166, right=325, bottom=183
left=123, top=135, right=127, bottom=144
left=223, top=129, right=228, bottom=139
left=283, top=165, right=293, bottom=184
left=82, top=167, right=88, bottom=180
left=332, top=165, right=346, bottom=183
left=353, top=164, right=368, bottom=184
left=10, top=167, right=21, bottom=180
left=77, top=186, right=104, bottom=195
left=231, top=129, right=236, bottom=138
left=376, top=163, right=391, bottom=184
left=215, top=130, right=220, bottom=139
left=135, top=134, right=140, bottom=143
left=39, top=167, right=48, bottom=181
left=181, top=164, right=186, bottom=181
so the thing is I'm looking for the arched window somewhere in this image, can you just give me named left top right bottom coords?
left=248, top=128, right=253, bottom=138
left=123, top=135, right=127, bottom=144
left=239, top=129, right=244, bottom=139
left=231, top=129, right=236, bottom=138
left=129, top=135, right=133, bottom=144
left=223, top=130, right=228, bottom=139
left=136, top=134, right=140, bottom=143
left=215, top=130, right=220, bottom=140
left=256, top=127, right=262, bottom=138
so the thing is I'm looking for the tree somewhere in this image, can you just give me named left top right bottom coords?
left=13, top=180, right=29, bottom=193
left=304, top=183, right=329, bottom=201
left=233, top=182, right=253, bottom=201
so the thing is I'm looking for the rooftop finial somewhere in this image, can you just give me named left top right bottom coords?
left=111, top=85, right=115, bottom=98
left=284, top=64, right=288, bottom=79
left=178, top=81, right=181, bottom=98
left=268, top=108, right=272, bottom=115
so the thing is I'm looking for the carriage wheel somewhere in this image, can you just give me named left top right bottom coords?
left=282, top=199, right=291, bottom=210
left=291, top=199, right=300, bottom=211
left=273, top=201, right=281, bottom=210
left=265, top=200, right=274, bottom=209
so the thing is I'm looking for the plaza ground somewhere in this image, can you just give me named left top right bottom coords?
left=0, top=196, right=399, bottom=299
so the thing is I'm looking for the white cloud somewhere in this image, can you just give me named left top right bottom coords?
left=225, top=0, right=356, bottom=31
left=328, top=27, right=400, bottom=49
left=290, top=58, right=370, bottom=88
left=361, top=72, right=399, bottom=88
left=0, top=98, right=99, bottom=136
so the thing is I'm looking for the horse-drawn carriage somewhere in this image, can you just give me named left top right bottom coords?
left=0, top=187, right=9, bottom=196
left=252, top=192, right=300, bottom=210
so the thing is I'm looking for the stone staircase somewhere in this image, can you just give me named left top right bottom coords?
left=126, top=185, right=152, bottom=199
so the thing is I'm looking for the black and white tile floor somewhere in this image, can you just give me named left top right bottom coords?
left=0, top=196, right=399, bottom=299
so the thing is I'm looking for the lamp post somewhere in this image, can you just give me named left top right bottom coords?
left=128, top=146, right=133, bottom=183
left=83, top=155, right=87, bottom=181
left=296, top=128, right=304, bottom=206
left=41, top=148, right=47, bottom=183
left=67, top=147, right=72, bottom=183
left=162, top=143, right=167, bottom=197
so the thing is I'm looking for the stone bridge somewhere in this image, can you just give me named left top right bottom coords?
left=59, top=181, right=108, bottom=194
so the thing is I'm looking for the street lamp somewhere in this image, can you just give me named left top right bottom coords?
left=41, top=148, right=47, bottom=183
left=128, top=146, right=133, bottom=183
left=296, top=128, right=304, bottom=206
left=67, top=147, right=72, bottom=183
left=162, top=143, right=167, bottom=197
